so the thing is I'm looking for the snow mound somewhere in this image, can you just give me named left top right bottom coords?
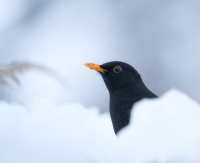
left=119, top=89, right=200, bottom=163
left=0, top=103, right=121, bottom=163
left=0, top=89, right=200, bottom=163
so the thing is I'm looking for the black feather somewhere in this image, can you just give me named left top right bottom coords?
left=100, top=61, right=157, bottom=134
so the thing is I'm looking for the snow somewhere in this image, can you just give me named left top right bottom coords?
left=118, top=90, right=200, bottom=163
left=0, top=89, right=200, bottom=163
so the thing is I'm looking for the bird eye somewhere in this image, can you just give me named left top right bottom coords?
left=113, top=66, right=122, bottom=73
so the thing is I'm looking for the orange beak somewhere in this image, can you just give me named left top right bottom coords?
left=84, top=63, right=107, bottom=73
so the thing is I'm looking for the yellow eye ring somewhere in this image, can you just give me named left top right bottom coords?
left=113, top=66, right=122, bottom=73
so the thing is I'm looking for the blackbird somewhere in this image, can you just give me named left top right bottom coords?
left=84, top=61, right=157, bottom=134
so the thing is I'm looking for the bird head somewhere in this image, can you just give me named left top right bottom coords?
left=84, top=61, right=141, bottom=94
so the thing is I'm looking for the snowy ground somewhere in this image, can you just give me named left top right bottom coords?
left=1, top=89, right=200, bottom=163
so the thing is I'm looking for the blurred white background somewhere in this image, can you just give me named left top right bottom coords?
left=0, top=0, right=200, bottom=111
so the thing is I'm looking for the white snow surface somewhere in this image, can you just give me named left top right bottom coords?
left=0, top=89, right=200, bottom=163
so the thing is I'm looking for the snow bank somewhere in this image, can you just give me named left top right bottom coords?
left=0, top=103, right=120, bottom=163
left=119, top=89, right=200, bottom=163
left=0, top=89, right=200, bottom=163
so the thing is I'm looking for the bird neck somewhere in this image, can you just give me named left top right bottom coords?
left=109, top=87, right=141, bottom=135
left=109, top=81, right=157, bottom=135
